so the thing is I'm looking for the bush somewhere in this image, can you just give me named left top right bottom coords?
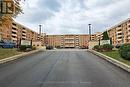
left=93, top=45, right=103, bottom=52
left=19, top=45, right=32, bottom=51
left=102, top=44, right=113, bottom=51
left=32, top=46, right=36, bottom=50
left=93, top=44, right=113, bottom=52
left=127, top=52, right=130, bottom=59
left=119, top=44, right=130, bottom=60
left=19, top=45, right=27, bottom=51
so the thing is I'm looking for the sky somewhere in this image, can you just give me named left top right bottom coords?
left=15, top=0, right=130, bottom=35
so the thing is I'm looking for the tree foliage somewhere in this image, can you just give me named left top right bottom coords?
left=102, top=31, right=110, bottom=40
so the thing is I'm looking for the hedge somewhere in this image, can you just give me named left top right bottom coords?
left=93, top=44, right=113, bottom=52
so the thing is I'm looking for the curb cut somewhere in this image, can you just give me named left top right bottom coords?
left=88, top=49, right=130, bottom=73
left=0, top=49, right=43, bottom=64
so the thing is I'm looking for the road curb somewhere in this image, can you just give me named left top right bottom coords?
left=88, top=49, right=130, bottom=73
left=0, top=49, right=42, bottom=64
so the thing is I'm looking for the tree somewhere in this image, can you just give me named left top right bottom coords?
left=0, top=0, right=24, bottom=25
left=102, top=31, right=110, bottom=40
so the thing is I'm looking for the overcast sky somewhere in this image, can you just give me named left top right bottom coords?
left=15, top=0, right=130, bottom=34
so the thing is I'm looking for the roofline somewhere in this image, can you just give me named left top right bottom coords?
left=107, top=18, right=130, bottom=31
left=12, top=21, right=38, bottom=34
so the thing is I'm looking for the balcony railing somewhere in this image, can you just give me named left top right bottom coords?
left=12, top=25, right=18, bottom=29
left=116, top=31, right=122, bottom=34
left=65, top=41, right=75, bottom=43
left=22, top=29, right=26, bottom=32
left=22, top=36, right=26, bottom=39
left=116, top=27, right=122, bottom=31
left=22, top=33, right=26, bottom=36
left=117, top=38, right=122, bottom=41
left=12, top=37, right=17, bottom=41
left=117, top=35, right=122, bottom=38
left=64, top=38, right=75, bottom=40
left=12, top=34, right=17, bottom=37
left=12, top=29, right=17, bottom=32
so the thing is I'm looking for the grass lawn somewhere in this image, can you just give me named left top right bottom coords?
left=101, top=50, right=130, bottom=66
left=0, top=48, right=21, bottom=60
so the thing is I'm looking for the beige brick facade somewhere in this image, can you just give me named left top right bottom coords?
left=108, top=18, right=130, bottom=46
left=45, top=34, right=90, bottom=48
left=0, top=21, right=40, bottom=44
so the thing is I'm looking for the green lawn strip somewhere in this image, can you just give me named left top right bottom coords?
left=101, top=50, right=130, bottom=66
left=0, top=48, right=21, bottom=60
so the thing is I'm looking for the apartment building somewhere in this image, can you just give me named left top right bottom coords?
left=95, top=32, right=103, bottom=40
left=45, top=34, right=90, bottom=48
left=11, top=21, right=39, bottom=43
left=0, top=21, right=12, bottom=41
left=0, top=20, right=41, bottom=45
left=45, top=35, right=61, bottom=47
left=91, top=34, right=97, bottom=41
left=107, top=18, right=130, bottom=46
left=0, top=21, right=2, bottom=40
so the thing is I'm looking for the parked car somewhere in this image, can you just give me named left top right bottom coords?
left=0, top=40, right=16, bottom=48
left=80, top=46, right=88, bottom=49
left=115, top=44, right=122, bottom=49
left=46, top=46, right=53, bottom=50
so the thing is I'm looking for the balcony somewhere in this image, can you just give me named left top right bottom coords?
left=116, top=27, right=122, bottom=31
left=117, top=35, right=122, bottom=38
left=22, top=29, right=26, bottom=32
left=127, top=32, right=130, bottom=35
left=12, top=25, right=18, bottom=29
left=12, top=37, right=17, bottom=41
left=12, top=29, right=17, bottom=33
left=128, top=37, right=130, bottom=39
left=116, top=31, right=122, bottom=34
left=22, top=36, right=26, bottom=39
left=65, top=41, right=75, bottom=43
left=12, top=34, right=17, bottom=37
left=117, top=38, right=122, bottom=41
left=65, top=45, right=75, bottom=47
left=22, top=33, right=26, bottom=36
left=64, top=38, right=74, bottom=40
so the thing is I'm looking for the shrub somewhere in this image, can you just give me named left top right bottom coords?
left=119, top=44, right=130, bottom=60
left=19, top=45, right=27, bottom=51
left=94, top=44, right=113, bottom=52
left=94, top=45, right=99, bottom=50
left=26, top=45, right=32, bottom=48
left=102, top=44, right=113, bottom=51
left=93, top=45, right=103, bottom=52
left=127, top=52, right=130, bottom=59
left=19, top=45, right=32, bottom=51
left=32, top=46, right=36, bottom=50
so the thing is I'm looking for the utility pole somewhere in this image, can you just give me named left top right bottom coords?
left=88, top=24, right=92, bottom=41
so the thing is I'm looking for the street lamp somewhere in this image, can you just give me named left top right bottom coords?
left=39, top=24, right=42, bottom=36
left=88, top=24, right=92, bottom=41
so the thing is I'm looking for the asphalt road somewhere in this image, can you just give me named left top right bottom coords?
left=0, top=50, right=130, bottom=87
